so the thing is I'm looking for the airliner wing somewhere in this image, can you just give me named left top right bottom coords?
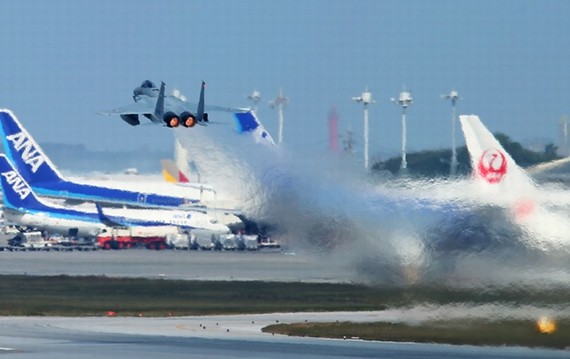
left=526, top=156, right=570, bottom=175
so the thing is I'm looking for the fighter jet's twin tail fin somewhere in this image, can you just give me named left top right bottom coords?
left=153, top=81, right=166, bottom=121
left=0, top=109, right=64, bottom=186
left=197, top=81, right=207, bottom=124
left=155, top=81, right=206, bottom=128
left=0, top=154, right=50, bottom=211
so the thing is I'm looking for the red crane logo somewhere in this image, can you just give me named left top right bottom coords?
left=477, top=149, right=508, bottom=184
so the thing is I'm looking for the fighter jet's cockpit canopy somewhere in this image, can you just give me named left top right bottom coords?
left=133, top=80, right=158, bottom=99
left=140, top=80, right=156, bottom=89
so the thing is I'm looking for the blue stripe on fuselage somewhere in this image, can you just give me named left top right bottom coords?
left=30, top=180, right=199, bottom=208
left=0, top=110, right=199, bottom=209
left=20, top=205, right=197, bottom=229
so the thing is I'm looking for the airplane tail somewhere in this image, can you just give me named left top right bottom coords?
left=196, top=81, right=207, bottom=123
left=459, top=115, right=537, bottom=201
left=153, top=82, right=166, bottom=120
left=0, top=109, right=64, bottom=185
left=233, top=111, right=275, bottom=145
left=174, top=137, right=191, bottom=181
left=0, top=154, right=50, bottom=211
left=161, top=159, right=189, bottom=183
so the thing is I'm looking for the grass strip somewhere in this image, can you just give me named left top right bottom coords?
left=263, top=319, right=570, bottom=350
left=0, top=275, right=568, bottom=317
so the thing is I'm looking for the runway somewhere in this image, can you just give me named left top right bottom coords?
left=0, top=249, right=354, bottom=282
left=0, top=245, right=568, bottom=357
left=0, top=313, right=567, bottom=359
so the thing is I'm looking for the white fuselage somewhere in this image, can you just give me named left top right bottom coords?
left=3, top=202, right=231, bottom=238
left=102, top=206, right=232, bottom=234
left=3, top=209, right=104, bottom=237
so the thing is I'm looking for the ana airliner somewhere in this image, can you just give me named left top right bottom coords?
left=0, top=109, right=216, bottom=209
left=0, top=154, right=231, bottom=238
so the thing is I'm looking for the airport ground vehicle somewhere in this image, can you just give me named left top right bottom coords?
left=258, top=235, right=280, bottom=249
left=96, top=226, right=225, bottom=250
left=97, top=226, right=179, bottom=250
left=8, top=231, right=51, bottom=249
left=215, top=232, right=279, bottom=251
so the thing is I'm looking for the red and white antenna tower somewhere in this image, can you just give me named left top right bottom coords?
left=328, top=107, right=339, bottom=153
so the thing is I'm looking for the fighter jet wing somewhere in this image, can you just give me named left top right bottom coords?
left=171, top=100, right=250, bottom=114
left=98, top=100, right=154, bottom=116
left=205, top=104, right=250, bottom=113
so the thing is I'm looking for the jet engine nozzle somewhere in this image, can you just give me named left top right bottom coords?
left=163, top=111, right=180, bottom=128
left=180, top=112, right=196, bottom=128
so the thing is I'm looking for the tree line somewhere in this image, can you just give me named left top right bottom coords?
left=371, top=133, right=560, bottom=178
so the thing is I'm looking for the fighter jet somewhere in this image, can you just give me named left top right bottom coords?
left=99, top=80, right=248, bottom=128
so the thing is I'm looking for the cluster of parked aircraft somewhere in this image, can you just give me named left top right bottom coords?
left=0, top=79, right=276, bottom=241
left=0, top=109, right=246, bottom=239
left=1, top=79, right=569, bottom=272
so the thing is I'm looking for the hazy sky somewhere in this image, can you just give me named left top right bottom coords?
left=1, top=1, right=569, bottom=162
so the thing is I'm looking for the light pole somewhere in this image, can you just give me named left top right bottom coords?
left=560, top=114, right=569, bottom=157
left=269, top=88, right=288, bottom=144
left=391, top=89, right=413, bottom=171
left=352, top=87, right=375, bottom=170
left=247, top=90, right=261, bottom=113
left=443, top=89, right=460, bottom=175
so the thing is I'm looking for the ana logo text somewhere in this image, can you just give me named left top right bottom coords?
left=1, top=170, right=31, bottom=200
left=173, top=213, right=192, bottom=220
left=477, top=149, right=508, bottom=184
left=5, top=132, right=45, bottom=174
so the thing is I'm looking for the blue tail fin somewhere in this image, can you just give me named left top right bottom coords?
left=0, top=109, right=64, bottom=185
left=197, top=81, right=206, bottom=123
left=233, top=111, right=275, bottom=145
left=0, top=154, right=48, bottom=211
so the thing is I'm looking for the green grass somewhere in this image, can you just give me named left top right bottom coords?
left=0, top=275, right=385, bottom=316
left=0, top=274, right=568, bottom=317
left=263, top=319, right=570, bottom=350
left=1, top=274, right=569, bottom=349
